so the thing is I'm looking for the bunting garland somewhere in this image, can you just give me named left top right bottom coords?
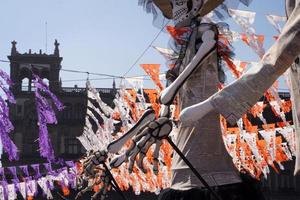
left=76, top=50, right=296, bottom=197
left=32, top=73, right=64, bottom=161
left=77, top=81, right=174, bottom=196
left=0, top=141, right=2, bottom=168
left=228, top=8, right=265, bottom=58
left=266, top=14, right=287, bottom=34
left=77, top=81, right=114, bottom=153
left=219, top=44, right=295, bottom=177
left=125, top=77, right=144, bottom=93
left=140, top=64, right=164, bottom=91
left=0, top=69, right=18, bottom=162
left=223, top=123, right=295, bottom=179
left=152, top=46, right=178, bottom=62
left=165, top=26, right=192, bottom=45
left=220, top=9, right=291, bottom=128
left=0, top=161, right=76, bottom=200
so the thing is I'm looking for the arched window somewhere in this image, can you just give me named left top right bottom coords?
left=64, top=132, right=80, bottom=155
left=19, top=67, right=32, bottom=91
left=21, top=78, right=30, bottom=91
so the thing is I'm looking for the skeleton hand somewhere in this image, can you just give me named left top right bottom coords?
left=108, top=106, right=172, bottom=174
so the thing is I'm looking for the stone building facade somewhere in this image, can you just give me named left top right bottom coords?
left=5, top=40, right=117, bottom=165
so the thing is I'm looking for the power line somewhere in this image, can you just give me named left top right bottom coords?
left=58, top=77, right=158, bottom=83
left=60, top=69, right=123, bottom=79
left=0, top=59, right=124, bottom=79
left=122, top=21, right=169, bottom=77
left=0, top=59, right=165, bottom=79
left=0, top=59, right=10, bottom=63
left=0, top=75, right=164, bottom=88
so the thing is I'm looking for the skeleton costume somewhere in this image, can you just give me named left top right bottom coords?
left=166, top=5, right=241, bottom=190
left=180, top=0, right=300, bottom=176
left=146, top=0, right=265, bottom=200
left=104, top=0, right=264, bottom=199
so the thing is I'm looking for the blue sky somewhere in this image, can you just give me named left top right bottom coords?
left=0, top=0, right=286, bottom=89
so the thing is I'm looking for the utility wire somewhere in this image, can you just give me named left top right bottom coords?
left=0, top=76, right=165, bottom=87
left=122, top=21, right=169, bottom=77
left=60, top=69, right=123, bottom=79
left=0, top=60, right=166, bottom=80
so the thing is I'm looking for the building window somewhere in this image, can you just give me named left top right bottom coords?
left=64, top=135, right=79, bottom=155
left=21, top=78, right=29, bottom=91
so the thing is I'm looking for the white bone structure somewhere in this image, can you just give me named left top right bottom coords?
left=109, top=108, right=172, bottom=174
left=159, top=29, right=216, bottom=105
left=107, top=0, right=223, bottom=180
left=80, top=0, right=254, bottom=179
left=108, top=109, right=156, bottom=154
left=108, top=33, right=216, bottom=172
left=77, top=0, right=263, bottom=197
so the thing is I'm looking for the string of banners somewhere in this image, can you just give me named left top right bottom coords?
left=0, top=161, right=76, bottom=200
left=75, top=60, right=295, bottom=196
left=0, top=69, right=64, bottom=167
left=0, top=69, right=18, bottom=163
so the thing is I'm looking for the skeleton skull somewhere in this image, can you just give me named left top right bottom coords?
left=171, top=0, right=203, bottom=26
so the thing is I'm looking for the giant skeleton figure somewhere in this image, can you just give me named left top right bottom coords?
left=109, top=0, right=241, bottom=188
left=108, top=0, right=265, bottom=200
left=80, top=0, right=300, bottom=199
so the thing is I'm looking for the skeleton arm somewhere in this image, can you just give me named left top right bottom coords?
left=108, top=28, right=218, bottom=173
left=107, top=109, right=156, bottom=153
left=159, top=29, right=217, bottom=105
left=180, top=1, right=300, bottom=126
